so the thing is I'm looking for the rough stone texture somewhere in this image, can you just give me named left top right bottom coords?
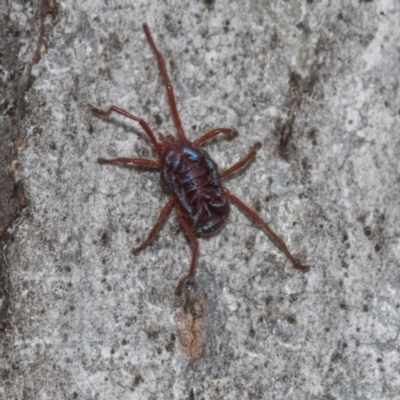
left=1, top=0, right=400, bottom=399
left=0, top=0, right=55, bottom=378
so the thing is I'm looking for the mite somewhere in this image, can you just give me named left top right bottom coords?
left=93, top=24, right=310, bottom=295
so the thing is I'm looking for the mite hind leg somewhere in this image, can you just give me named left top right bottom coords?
left=175, top=205, right=199, bottom=296
left=223, top=187, right=310, bottom=272
left=133, top=196, right=175, bottom=254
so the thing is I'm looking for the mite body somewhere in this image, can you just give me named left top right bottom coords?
left=93, top=24, right=310, bottom=295
left=161, top=139, right=229, bottom=236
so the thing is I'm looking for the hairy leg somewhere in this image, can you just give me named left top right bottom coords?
left=224, top=187, right=309, bottom=272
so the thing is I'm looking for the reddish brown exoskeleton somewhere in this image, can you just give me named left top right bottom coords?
left=93, top=24, right=310, bottom=295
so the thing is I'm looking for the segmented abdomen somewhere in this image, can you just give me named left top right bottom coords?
left=161, top=140, right=230, bottom=236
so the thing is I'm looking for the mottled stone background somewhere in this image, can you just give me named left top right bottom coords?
left=1, top=0, right=400, bottom=399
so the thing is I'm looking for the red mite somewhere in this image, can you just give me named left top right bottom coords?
left=93, top=24, right=310, bottom=295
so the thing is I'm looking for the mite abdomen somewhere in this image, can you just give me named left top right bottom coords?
left=161, top=140, right=230, bottom=236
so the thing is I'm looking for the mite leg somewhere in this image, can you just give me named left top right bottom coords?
left=92, top=105, right=163, bottom=155
left=223, top=187, right=310, bottom=272
left=193, top=128, right=238, bottom=148
left=175, top=205, right=199, bottom=296
left=133, top=196, right=175, bottom=254
left=219, top=142, right=262, bottom=180
left=98, top=158, right=163, bottom=168
left=142, top=23, right=186, bottom=140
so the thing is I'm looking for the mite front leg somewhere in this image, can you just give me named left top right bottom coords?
left=175, top=205, right=199, bottom=296
left=219, top=142, right=262, bottom=180
left=142, top=24, right=186, bottom=140
left=223, top=187, right=310, bottom=272
left=92, top=105, right=163, bottom=155
left=98, top=157, right=163, bottom=168
left=193, top=128, right=238, bottom=148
